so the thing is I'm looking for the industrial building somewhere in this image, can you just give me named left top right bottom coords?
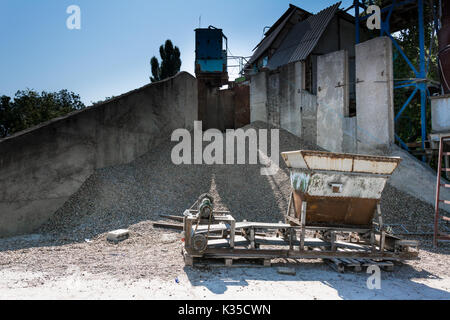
left=0, top=0, right=449, bottom=299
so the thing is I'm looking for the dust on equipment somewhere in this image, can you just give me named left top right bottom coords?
left=182, top=151, right=419, bottom=271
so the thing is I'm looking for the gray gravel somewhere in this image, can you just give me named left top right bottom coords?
left=38, top=121, right=320, bottom=239
left=38, top=121, right=442, bottom=240
left=0, top=121, right=448, bottom=281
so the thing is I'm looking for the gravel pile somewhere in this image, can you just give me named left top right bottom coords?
left=39, top=122, right=319, bottom=239
left=1, top=121, right=449, bottom=282
left=38, top=121, right=441, bottom=239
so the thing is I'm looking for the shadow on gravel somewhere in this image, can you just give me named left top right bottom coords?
left=184, top=261, right=450, bottom=299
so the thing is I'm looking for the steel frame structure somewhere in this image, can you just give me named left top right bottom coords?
left=347, top=0, right=438, bottom=158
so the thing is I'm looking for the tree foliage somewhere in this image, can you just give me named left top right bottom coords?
left=361, top=1, right=439, bottom=146
left=393, top=20, right=439, bottom=145
left=0, top=89, right=85, bottom=138
left=150, top=40, right=182, bottom=82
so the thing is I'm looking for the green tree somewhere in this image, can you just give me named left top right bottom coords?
left=0, top=89, right=85, bottom=138
left=361, top=1, right=439, bottom=147
left=392, top=16, right=439, bottom=146
left=150, top=40, right=182, bottom=82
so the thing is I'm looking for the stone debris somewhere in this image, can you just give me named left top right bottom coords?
left=161, top=233, right=178, bottom=244
left=277, top=267, right=296, bottom=276
left=107, top=229, right=129, bottom=242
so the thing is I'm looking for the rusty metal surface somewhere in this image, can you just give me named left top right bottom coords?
left=293, top=191, right=377, bottom=227
left=233, top=85, right=250, bottom=129
left=282, top=150, right=402, bottom=175
left=283, top=149, right=401, bottom=228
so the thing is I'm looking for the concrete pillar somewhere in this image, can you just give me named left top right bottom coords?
left=250, top=72, right=268, bottom=123
left=267, top=72, right=281, bottom=127
left=356, top=36, right=394, bottom=154
left=316, top=50, right=349, bottom=152
left=280, top=63, right=302, bottom=137
left=300, top=90, right=317, bottom=145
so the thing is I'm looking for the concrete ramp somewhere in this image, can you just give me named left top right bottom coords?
left=0, top=72, right=197, bottom=237
left=389, top=144, right=449, bottom=208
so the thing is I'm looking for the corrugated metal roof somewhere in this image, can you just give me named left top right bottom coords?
left=247, top=9, right=295, bottom=66
left=266, top=2, right=341, bottom=70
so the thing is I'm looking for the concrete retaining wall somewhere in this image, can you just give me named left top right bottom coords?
left=249, top=61, right=317, bottom=144
left=389, top=145, right=450, bottom=208
left=199, top=83, right=250, bottom=131
left=356, top=37, right=395, bottom=154
left=317, top=50, right=351, bottom=153
left=0, top=72, right=197, bottom=237
left=250, top=72, right=268, bottom=123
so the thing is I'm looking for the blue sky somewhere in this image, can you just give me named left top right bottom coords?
left=0, top=0, right=354, bottom=105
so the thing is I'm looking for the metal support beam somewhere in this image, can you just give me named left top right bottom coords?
left=355, top=0, right=430, bottom=160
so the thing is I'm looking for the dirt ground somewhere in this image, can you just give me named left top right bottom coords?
left=0, top=123, right=449, bottom=299
left=0, top=225, right=449, bottom=300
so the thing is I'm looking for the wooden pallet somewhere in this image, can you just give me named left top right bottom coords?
left=183, top=249, right=271, bottom=268
left=186, top=256, right=272, bottom=268
left=324, top=257, right=395, bottom=273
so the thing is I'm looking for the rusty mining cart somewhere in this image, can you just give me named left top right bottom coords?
left=182, top=150, right=419, bottom=271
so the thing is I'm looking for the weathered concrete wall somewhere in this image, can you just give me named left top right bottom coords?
left=250, top=61, right=316, bottom=143
left=356, top=37, right=394, bottom=154
left=317, top=50, right=354, bottom=153
left=218, top=89, right=235, bottom=130
left=0, top=72, right=197, bottom=237
left=343, top=117, right=357, bottom=153
left=279, top=63, right=300, bottom=137
left=250, top=37, right=393, bottom=155
left=233, top=85, right=251, bottom=129
left=250, top=72, right=268, bottom=123
left=389, top=145, right=450, bottom=207
left=300, top=90, right=317, bottom=145
left=201, top=84, right=249, bottom=131
left=267, top=71, right=281, bottom=127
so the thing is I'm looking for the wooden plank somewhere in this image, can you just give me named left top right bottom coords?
left=285, top=215, right=301, bottom=226
left=394, top=239, right=419, bottom=247
left=325, top=259, right=344, bottom=273
left=286, top=191, right=293, bottom=219
left=331, top=231, right=337, bottom=251
left=305, top=226, right=371, bottom=233
left=153, top=222, right=183, bottom=230
left=196, top=223, right=229, bottom=232
left=207, top=236, right=249, bottom=248
left=235, top=222, right=292, bottom=229
left=202, top=247, right=418, bottom=261
left=184, top=254, right=194, bottom=267
left=300, top=202, right=307, bottom=251
left=159, top=214, right=184, bottom=222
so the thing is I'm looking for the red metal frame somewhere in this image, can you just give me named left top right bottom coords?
left=434, top=136, right=450, bottom=247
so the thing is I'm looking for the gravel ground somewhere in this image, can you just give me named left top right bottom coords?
left=0, top=121, right=449, bottom=293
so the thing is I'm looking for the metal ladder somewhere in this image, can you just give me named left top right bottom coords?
left=434, top=136, right=450, bottom=247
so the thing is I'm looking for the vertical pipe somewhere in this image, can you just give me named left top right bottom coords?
left=355, top=0, right=360, bottom=44
left=418, top=0, right=427, bottom=159
left=420, top=83, right=427, bottom=157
